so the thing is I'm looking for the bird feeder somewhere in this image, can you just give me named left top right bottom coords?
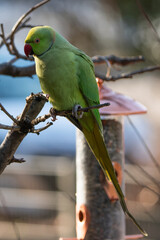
left=60, top=82, right=147, bottom=240
left=98, top=82, right=147, bottom=116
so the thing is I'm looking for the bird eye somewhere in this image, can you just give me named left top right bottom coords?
left=35, top=38, right=40, bottom=43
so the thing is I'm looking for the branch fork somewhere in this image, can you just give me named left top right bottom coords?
left=0, top=92, right=48, bottom=174
left=0, top=0, right=160, bottom=80
left=0, top=93, right=110, bottom=135
left=0, top=93, right=50, bottom=134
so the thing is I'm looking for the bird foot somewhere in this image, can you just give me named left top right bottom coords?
left=50, top=108, right=57, bottom=122
left=72, top=104, right=83, bottom=119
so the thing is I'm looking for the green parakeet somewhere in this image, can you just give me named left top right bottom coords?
left=24, top=26, right=147, bottom=236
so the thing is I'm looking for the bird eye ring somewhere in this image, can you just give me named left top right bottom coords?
left=35, top=38, right=40, bottom=43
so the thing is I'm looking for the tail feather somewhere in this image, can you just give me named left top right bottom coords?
left=82, top=120, right=148, bottom=237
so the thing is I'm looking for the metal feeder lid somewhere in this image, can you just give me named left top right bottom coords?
left=98, top=83, right=147, bottom=116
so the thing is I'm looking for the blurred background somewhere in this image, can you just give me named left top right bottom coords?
left=0, top=0, right=160, bottom=239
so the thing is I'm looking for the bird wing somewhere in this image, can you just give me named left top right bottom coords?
left=73, top=48, right=103, bottom=132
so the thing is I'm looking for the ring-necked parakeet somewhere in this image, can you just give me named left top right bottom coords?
left=24, top=26, right=147, bottom=236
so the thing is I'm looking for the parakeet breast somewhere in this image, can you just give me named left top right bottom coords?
left=35, top=48, right=85, bottom=111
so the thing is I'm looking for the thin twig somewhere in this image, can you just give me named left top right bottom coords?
left=98, top=56, right=112, bottom=77
left=96, top=65, right=160, bottom=81
left=16, top=17, right=35, bottom=31
left=9, top=156, right=26, bottom=164
left=11, top=0, right=50, bottom=37
left=0, top=24, right=12, bottom=54
left=125, top=168, right=158, bottom=223
left=0, top=190, right=21, bottom=240
left=19, top=24, right=36, bottom=30
left=32, top=122, right=53, bottom=134
left=0, top=0, right=50, bottom=60
left=8, top=57, right=18, bottom=65
left=128, top=158, right=160, bottom=190
left=0, top=103, right=19, bottom=125
left=136, top=0, right=160, bottom=44
left=125, top=169, right=158, bottom=223
left=16, top=17, right=32, bottom=31
left=92, top=55, right=145, bottom=66
left=31, top=113, right=51, bottom=125
left=0, top=123, right=20, bottom=131
left=127, top=116, right=160, bottom=173
left=125, top=169, right=160, bottom=198
left=0, top=93, right=49, bottom=133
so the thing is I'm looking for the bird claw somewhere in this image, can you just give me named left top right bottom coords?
left=50, top=108, right=57, bottom=122
left=72, top=104, right=83, bottom=119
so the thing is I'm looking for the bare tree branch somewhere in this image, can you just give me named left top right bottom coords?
left=0, top=124, right=20, bottom=131
left=0, top=190, right=21, bottom=240
left=0, top=54, right=146, bottom=78
left=32, top=122, right=53, bottom=134
left=92, top=55, right=145, bottom=66
left=136, top=0, right=160, bottom=44
left=0, top=92, right=110, bottom=175
left=0, top=24, right=12, bottom=54
left=0, top=103, right=19, bottom=124
left=0, top=0, right=160, bottom=83
left=10, top=0, right=50, bottom=59
left=1, top=54, right=160, bottom=81
left=11, top=0, right=50, bottom=37
left=9, top=156, right=25, bottom=164
left=0, top=0, right=50, bottom=61
left=0, top=101, right=110, bottom=132
left=0, top=93, right=47, bottom=174
left=31, top=113, right=51, bottom=125
left=0, top=0, right=159, bottom=178
left=0, top=63, right=35, bottom=77
left=95, top=65, right=160, bottom=82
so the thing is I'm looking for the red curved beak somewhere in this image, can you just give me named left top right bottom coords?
left=24, top=43, right=33, bottom=57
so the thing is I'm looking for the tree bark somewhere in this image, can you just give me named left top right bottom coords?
left=76, top=116, right=125, bottom=240
left=0, top=94, right=47, bottom=175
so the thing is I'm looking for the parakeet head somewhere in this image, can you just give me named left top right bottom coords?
left=24, top=26, right=55, bottom=57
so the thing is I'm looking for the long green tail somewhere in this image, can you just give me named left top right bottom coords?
left=81, top=118, right=148, bottom=237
